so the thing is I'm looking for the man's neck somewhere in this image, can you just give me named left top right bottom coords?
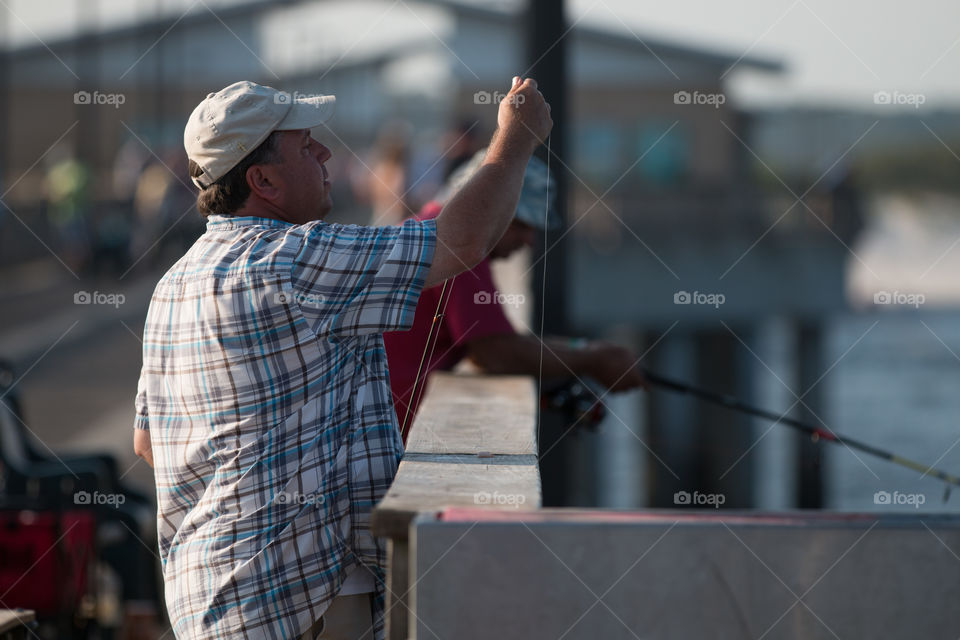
left=235, top=200, right=295, bottom=224
left=235, top=196, right=327, bottom=225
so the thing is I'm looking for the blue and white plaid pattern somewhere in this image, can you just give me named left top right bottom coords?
left=134, top=215, right=436, bottom=639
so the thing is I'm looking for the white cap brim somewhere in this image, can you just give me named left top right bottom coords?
left=277, top=95, right=336, bottom=131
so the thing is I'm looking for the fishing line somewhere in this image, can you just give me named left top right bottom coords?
left=401, top=277, right=453, bottom=442
left=536, top=134, right=551, bottom=455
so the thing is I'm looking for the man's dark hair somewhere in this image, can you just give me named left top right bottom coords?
left=189, top=131, right=282, bottom=216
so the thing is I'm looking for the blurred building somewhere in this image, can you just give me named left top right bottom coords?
left=0, top=0, right=779, bottom=247
left=1, top=0, right=871, bottom=510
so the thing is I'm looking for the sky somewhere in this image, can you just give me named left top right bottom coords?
left=570, top=0, right=960, bottom=109
left=2, top=0, right=959, bottom=109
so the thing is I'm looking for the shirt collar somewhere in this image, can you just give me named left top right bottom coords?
left=206, top=215, right=296, bottom=231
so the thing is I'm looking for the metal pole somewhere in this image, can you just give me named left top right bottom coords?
left=796, top=321, right=825, bottom=507
left=525, top=0, right=573, bottom=505
left=0, top=2, right=10, bottom=190
left=525, top=0, right=568, bottom=336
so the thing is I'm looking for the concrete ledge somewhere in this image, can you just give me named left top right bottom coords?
left=412, top=509, right=960, bottom=639
left=371, top=372, right=541, bottom=639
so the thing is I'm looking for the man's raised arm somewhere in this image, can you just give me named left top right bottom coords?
left=424, top=77, right=553, bottom=288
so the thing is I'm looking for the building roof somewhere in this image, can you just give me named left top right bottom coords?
left=424, top=0, right=783, bottom=73
left=4, top=0, right=783, bottom=75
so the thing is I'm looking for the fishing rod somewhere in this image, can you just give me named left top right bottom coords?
left=640, top=368, right=960, bottom=500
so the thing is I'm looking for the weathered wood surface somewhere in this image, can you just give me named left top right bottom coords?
left=374, top=457, right=541, bottom=539
left=373, top=373, right=540, bottom=541
left=0, top=610, right=34, bottom=635
left=403, top=373, right=537, bottom=456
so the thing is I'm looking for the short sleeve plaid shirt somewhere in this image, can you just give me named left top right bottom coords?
left=134, top=214, right=436, bottom=639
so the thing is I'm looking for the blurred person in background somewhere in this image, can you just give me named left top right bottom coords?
left=112, top=137, right=151, bottom=205
left=133, top=77, right=551, bottom=639
left=441, top=119, right=483, bottom=180
left=44, top=150, right=92, bottom=273
left=383, top=148, right=648, bottom=437
left=129, top=150, right=203, bottom=271
left=354, top=121, right=412, bottom=226
left=398, top=122, right=485, bottom=216
left=90, top=200, right=131, bottom=276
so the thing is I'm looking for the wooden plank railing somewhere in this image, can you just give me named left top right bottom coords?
left=0, top=610, right=35, bottom=639
left=372, top=372, right=541, bottom=640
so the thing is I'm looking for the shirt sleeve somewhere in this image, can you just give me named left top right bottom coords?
left=443, top=257, right=516, bottom=345
left=291, top=218, right=436, bottom=337
left=134, top=368, right=149, bottom=431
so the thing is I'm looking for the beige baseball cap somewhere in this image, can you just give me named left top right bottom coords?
left=184, top=80, right=335, bottom=188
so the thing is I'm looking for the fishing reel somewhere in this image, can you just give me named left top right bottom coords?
left=540, top=378, right=606, bottom=431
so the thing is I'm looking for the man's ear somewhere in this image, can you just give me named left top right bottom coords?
left=246, top=164, right=281, bottom=202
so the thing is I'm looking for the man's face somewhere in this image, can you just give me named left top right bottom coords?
left=269, top=129, right=333, bottom=222
left=490, top=220, right=536, bottom=259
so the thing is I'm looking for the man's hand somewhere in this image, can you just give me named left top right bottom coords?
left=582, top=341, right=648, bottom=392
left=425, top=77, right=552, bottom=288
left=496, top=76, right=553, bottom=152
left=134, top=428, right=155, bottom=469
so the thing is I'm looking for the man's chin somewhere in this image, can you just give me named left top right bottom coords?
left=315, top=196, right=333, bottom=220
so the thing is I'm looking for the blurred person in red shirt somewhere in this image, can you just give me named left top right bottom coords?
left=384, top=149, right=647, bottom=438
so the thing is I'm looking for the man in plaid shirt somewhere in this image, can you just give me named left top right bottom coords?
left=133, top=79, right=552, bottom=639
